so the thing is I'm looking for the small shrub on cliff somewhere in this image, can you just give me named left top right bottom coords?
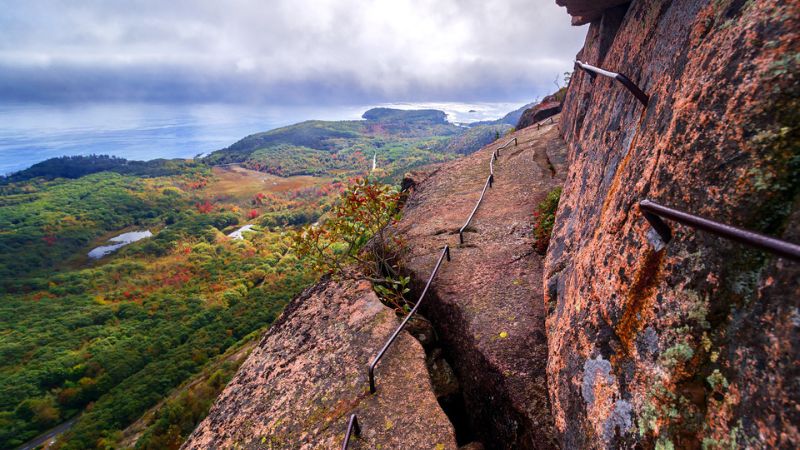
left=553, top=86, right=568, bottom=103
left=532, top=187, right=562, bottom=255
left=293, top=177, right=409, bottom=309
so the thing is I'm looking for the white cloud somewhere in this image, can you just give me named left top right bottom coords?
left=0, top=0, right=586, bottom=103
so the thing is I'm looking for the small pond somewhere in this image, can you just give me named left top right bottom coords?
left=88, top=230, right=152, bottom=259
left=228, top=224, right=256, bottom=240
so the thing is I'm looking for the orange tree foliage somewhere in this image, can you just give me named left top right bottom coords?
left=293, top=177, right=400, bottom=278
left=293, top=177, right=411, bottom=310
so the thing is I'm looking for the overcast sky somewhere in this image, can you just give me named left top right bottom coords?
left=0, top=0, right=586, bottom=105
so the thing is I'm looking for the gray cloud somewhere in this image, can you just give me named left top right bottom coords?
left=0, top=0, right=586, bottom=104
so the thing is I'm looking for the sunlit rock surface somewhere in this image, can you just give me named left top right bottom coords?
left=182, top=277, right=457, bottom=449
left=546, top=1, right=799, bottom=448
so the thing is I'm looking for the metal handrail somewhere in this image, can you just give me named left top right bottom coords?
left=489, top=148, right=498, bottom=187
left=575, top=60, right=649, bottom=107
left=496, top=137, right=517, bottom=156
left=342, top=414, right=361, bottom=449
left=459, top=138, right=517, bottom=243
left=368, top=245, right=450, bottom=393
left=639, top=199, right=800, bottom=261
left=537, top=116, right=555, bottom=130
left=460, top=175, right=493, bottom=244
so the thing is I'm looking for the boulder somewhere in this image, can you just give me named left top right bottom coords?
left=555, top=0, right=631, bottom=25
left=515, top=98, right=562, bottom=131
left=182, top=277, right=457, bottom=449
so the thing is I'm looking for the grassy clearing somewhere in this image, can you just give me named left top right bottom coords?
left=209, top=165, right=331, bottom=203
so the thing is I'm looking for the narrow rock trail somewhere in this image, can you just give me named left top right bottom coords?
left=394, top=117, right=568, bottom=449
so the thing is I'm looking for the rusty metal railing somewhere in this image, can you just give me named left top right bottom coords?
left=496, top=137, right=517, bottom=155
left=575, top=60, right=649, bottom=107
left=368, top=245, right=450, bottom=393
left=640, top=199, right=800, bottom=261
left=537, top=116, right=555, bottom=130
left=489, top=151, right=497, bottom=187
left=341, top=414, right=361, bottom=449
left=460, top=174, right=493, bottom=244
left=459, top=137, right=517, bottom=244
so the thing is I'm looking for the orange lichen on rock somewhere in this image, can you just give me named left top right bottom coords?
left=546, top=0, right=800, bottom=447
left=615, top=249, right=664, bottom=357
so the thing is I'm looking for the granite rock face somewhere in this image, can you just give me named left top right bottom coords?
left=546, top=1, right=799, bottom=448
left=182, top=277, right=457, bottom=449
left=516, top=94, right=563, bottom=131
left=555, top=0, right=630, bottom=25
left=394, top=120, right=568, bottom=449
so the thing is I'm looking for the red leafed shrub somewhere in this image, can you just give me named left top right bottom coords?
left=187, top=180, right=207, bottom=190
left=195, top=200, right=214, bottom=214
left=252, top=192, right=266, bottom=205
left=294, top=177, right=411, bottom=311
left=247, top=209, right=259, bottom=220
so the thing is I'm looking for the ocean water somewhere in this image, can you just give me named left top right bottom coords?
left=0, top=101, right=526, bottom=175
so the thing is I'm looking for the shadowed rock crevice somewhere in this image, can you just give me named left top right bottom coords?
left=406, top=316, right=478, bottom=447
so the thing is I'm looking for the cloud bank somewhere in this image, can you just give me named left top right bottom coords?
left=0, top=0, right=585, bottom=104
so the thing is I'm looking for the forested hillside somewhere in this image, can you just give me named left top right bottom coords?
left=0, top=167, right=315, bottom=448
left=0, top=155, right=192, bottom=184
left=204, top=107, right=511, bottom=180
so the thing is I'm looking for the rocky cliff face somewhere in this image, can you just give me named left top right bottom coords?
left=546, top=1, right=799, bottom=448
left=182, top=277, right=457, bottom=449
left=516, top=92, right=563, bottom=131
left=555, top=0, right=629, bottom=25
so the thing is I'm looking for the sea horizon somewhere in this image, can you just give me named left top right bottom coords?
left=0, top=100, right=529, bottom=175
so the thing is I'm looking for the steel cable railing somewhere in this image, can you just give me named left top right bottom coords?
left=367, top=245, right=450, bottom=393
left=460, top=175, right=493, bottom=245
left=341, top=414, right=361, bottom=449
left=459, top=137, right=517, bottom=244
left=489, top=146, right=498, bottom=187
left=496, top=137, right=517, bottom=154
left=537, top=116, right=555, bottom=130
left=575, top=60, right=649, bottom=107
left=639, top=199, right=800, bottom=261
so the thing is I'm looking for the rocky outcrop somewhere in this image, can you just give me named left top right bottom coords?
left=395, top=120, right=568, bottom=449
left=182, top=277, right=457, bottom=449
left=546, top=1, right=799, bottom=448
left=516, top=93, right=563, bottom=131
left=555, top=0, right=630, bottom=25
